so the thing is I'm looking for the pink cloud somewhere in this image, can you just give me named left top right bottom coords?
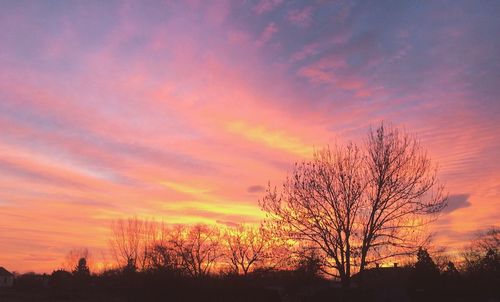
left=256, top=22, right=279, bottom=46
left=204, top=0, right=231, bottom=25
left=227, top=30, right=250, bottom=46
left=253, top=0, right=283, bottom=15
left=287, top=6, right=313, bottom=27
left=290, top=42, right=320, bottom=61
left=297, top=54, right=347, bottom=83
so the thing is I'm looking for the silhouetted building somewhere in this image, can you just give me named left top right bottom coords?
left=0, top=267, right=14, bottom=288
left=351, top=264, right=413, bottom=302
left=352, top=264, right=412, bottom=288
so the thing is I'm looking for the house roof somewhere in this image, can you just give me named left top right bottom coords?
left=351, top=267, right=413, bottom=288
left=0, top=267, right=13, bottom=277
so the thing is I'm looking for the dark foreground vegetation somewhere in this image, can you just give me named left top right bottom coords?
left=1, top=244, right=498, bottom=302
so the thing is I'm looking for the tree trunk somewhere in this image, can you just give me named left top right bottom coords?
left=341, top=275, right=351, bottom=288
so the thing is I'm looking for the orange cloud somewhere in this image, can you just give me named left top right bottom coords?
left=226, top=121, right=314, bottom=157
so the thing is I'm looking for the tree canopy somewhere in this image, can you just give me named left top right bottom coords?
left=260, top=124, right=447, bottom=286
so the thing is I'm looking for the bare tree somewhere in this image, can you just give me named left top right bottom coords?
left=470, top=227, right=499, bottom=253
left=223, top=224, right=267, bottom=275
left=147, top=243, right=181, bottom=272
left=260, top=124, right=447, bottom=286
left=462, top=227, right=499, bottom=273
left=359, top=125, right=447, bottom=272
left=143, top=222, right=181, bottom=272
left=109, top=217, right=156, bottom=271
left=293, top=243, right=324, bottom=278
left=64, top=248, right=92, bottom=272
left=261, top=143, right=365, bottom=284
left=170, top=224, right=222, bottom=278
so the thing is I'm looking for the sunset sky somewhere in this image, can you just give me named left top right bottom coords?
left=0, top=0, right=499, bottom=273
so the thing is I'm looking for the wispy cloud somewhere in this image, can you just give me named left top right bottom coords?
left=287, top=6, right=313, bottom=27
left=253, top=0, right=283, bottom=15
left=226, top=121, right=314, bottom=157
left=256, top=22, right=279, bottom=46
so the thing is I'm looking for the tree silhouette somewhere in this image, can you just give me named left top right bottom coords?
left=64, top=248, right=91, bottom=272
left=443, top=261, right=459, bottom=277
left=146, top=244, right=181, bottom=273
left=411, top=248, right=440, bottom=291
left=359, top=125, right=446, bottom=271
left=224, top=224, right=267, bottom=275
left=124, top=257, right=137, bottom=274
left=414, top=248, right=439, bottom=274
left=170, top=224, right=222, bottom=278
left=294, top=245, right=323, bottom=278
left=260, top=124, right=447, bottom=286
left=463, top=227, right=499, bottom=276
left=109, top=217, right=156, bottom=271
left=73, top=257, right=90, bottom=276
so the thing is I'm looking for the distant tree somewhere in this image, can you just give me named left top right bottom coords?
left=481, top=249, right=499, bottom=273
left=146, top=244, right=181, bottom=273
left=73, top=257, right=90, bottom=277
left=223, top=224, right=267, bottom=275
left=462, top=227, right=499, bottom=292
left=294, top=245, right=323, bottom=278
left=109, top=217, right=156, bottom=271
left=170, top=224, right=222, bottom=278
left=64, top=248, right=91, bottom=272
left=463, top=227, right=499, bottom=275
left=430, top=247, right=456, bottom=273
left=414, top=248, right=440, bottom=274
left=141, top=222, right=180, bottom=272
left=442, top=261, right=459, bottom=277
left=411, top=248, right=440, bottom=291
left=123, top=257, right=137, bottom=274
left=475, top=227, right=499, bottom=252
left=440, top=260, right=461, bottom=293
left=260, top=124, right=447, bottom=287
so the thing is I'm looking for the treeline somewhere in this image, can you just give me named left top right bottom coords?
left=405, top=240, right=499, bottom=301
left=6, top=223, right=498, bottom=302
left=107, top=219, right=297, bottom=276
left=105, top=220, right=498, bottom=285
left=8, top=220, right=325, bottom=301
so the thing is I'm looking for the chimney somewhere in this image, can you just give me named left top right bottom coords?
left=393, top=263, right=398, bottom=267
